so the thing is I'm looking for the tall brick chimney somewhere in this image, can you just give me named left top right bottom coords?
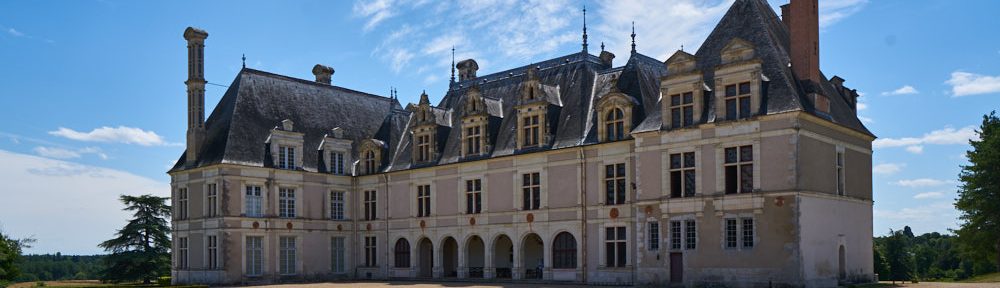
left=183, top=27, right=208, bottom=164
left=784, top=0, right=821, bottom=85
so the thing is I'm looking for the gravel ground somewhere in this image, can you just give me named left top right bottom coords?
left=876, top=282, right=999, bottom=288
left=256, top=281, right=1000, bottom=288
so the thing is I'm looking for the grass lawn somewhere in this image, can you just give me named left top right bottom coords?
left=961, top=272, right=1000, bottom=283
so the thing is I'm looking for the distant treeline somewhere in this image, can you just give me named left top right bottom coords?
left=874, top=227, right=996, bottom=281
left=14, top=254, right=105, bottom=282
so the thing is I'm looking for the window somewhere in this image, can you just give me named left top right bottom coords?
left=245, top=185, right=263, bottom=217
left=417, top=185, right=431, bottom=217
left=604, top=163, right=626, bottom=205
left=670, top=152, right=696, bottom=198
left=522, top=115, right=540, bottom=147
left=278, top=145, right=296, bottom=170
left=177, top=188, right=188, bottom=220
left=466, top=179, right=482, bottom=214
left=836, top=151, right=845, bottom=196
left=207, top=235, right=219, bottom=269
left=364, top=150, right=377, bottom=174
left=669, top=221, right=682, bottom=250
left=331, top=237, right=345, bottom=273
left=246, top=236, right=263, bottom=276
left=465, top=125, right=482, bottom=156
left=685, top=220, right=697, bottom=250
left=394, top=238, right=411, bottom=268
left=330, top=191, right=345, bottom=220
left=724, top=82, right=752, bottom=120
left=605, top=108, right=625, bottom=141
left=725, top=217, right=755, bottom=249
left=522, top=172, right=541, bottom=210
left=648, top=222, right=660, bottom=251
left=279, top=188, right=296, bottom=218
left=669, top=92, right=695, bottom=128
left=416, top=134, right=432, bottom=162
left=206, top=183, right=218, bottom=217
left=724, top=145, right=754, bottom=195
left=177, top=237, right=188, bottom=268
left=605, top=227, right=626, bottom=267
left=552, top=232, right=577, bottom=269
left=330, top=151, right=345, bottom=175
left=364, top=236, right=377, bottom=267
left=364, top=190, right=377, bottom=220
left=279, top=237, right=296, bottom=275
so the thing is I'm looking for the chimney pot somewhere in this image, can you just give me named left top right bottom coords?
left=599, top=51, right=616, bottom=67
left=312, top=64, right=335, bottom=85
left=456, top=59, right=479, bottom=81
left=282, top=119, right=294, bottom=131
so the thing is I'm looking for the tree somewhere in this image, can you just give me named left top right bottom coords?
left=955, top=111, right=1000, bottom=272
left=0, top=231, right=34, bottom=284
left=98, top=195, right=171, bottom=284
left=883, top=229, right=913, bottom=283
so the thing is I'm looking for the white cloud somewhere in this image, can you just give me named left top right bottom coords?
left=874, top=201, right=959, bottom=234
left=881, top=85, right=918, bottom=96
left=818, top=0, right=868, bottom=28
left=895, top=178, right=950, bottom=188
left=49, top=126, right=174, bottom=146
left=913, top=191, right=945, bottom=200
left=353, top=0, right=396, bottom=32
left=0, top=150, right=168, bottom=254
left=33, top=146, right=108, bottom=160
left=596, top=0, right=734, bottom=61
left=905, top=145, right=924, bottom=154
left=872, top=163, right=904, bottom=175
left=946, top=71, right=1000, bottom=97
left=873, top=126, right=979, bottom=149
left=856, top=102, right=868, bottom=110
left=7, top=27, right=24, bottom=37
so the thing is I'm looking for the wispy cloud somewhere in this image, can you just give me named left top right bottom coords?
left=873, top=126, right=979, bottom=153
left=595, top=0, right=734, bottom=60
left=873, top=163, right=904, bottom=175
left=946, top=71, right=1000, bottom=97
left=818, top=0, right=868, bottom=28
left=895, top=178, right=951, bottom=188
left=49, top=126, right=176, bottom=147
left=874, top=201, right=959, bottom=235
left=913, top=191, right=946, bottom=200
left=352, top=0, right=396, bottom=32
left=33, top=146, right=108, bottom=160
left=7, top=27, right=24, bottom=37
left=881, top=85, right=919, bottom=96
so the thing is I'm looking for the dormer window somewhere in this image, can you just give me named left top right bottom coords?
left=713, top=38, right=762, bottom=122
left=724, top=82, right=752, bottom=120
left=415, top=134, right=431, bottom=162
left=605, top=108, right=625, bottom=141
left=267, top=119, right=303, bottom=171
left=319, top=127, right=352, bottom=175
left=669, top=92, right=695, bottom=128
left=358, top=139, right=383, bottom=175
left=522, top=114, right=540, bottom=147
left=364, top=150, right=377, bottom=174
left=461, top=86, right=494, bottom=158
left=662, top=50, right=704, bottom=130
left=515, top=68, right=558, bottom=150
left=330, top=151, right=345, bottom=175
left=465, top=125, right=482, bottom=155
left=278, top=146, right=296, bottom=170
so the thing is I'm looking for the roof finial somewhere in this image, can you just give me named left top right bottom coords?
left=242, top=54, right=246, bottom=69
left=581, top=5, right=588, bottom=53
left=450, top=46, right=456, bottom=83
left=630, top=21, right=637, bottom=54
left=600, top=41, right=605, bottom=52
left=681, top=44, right=684, bottom=52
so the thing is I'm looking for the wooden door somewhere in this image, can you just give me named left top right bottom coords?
left=669, top=252, right=683, bottom=283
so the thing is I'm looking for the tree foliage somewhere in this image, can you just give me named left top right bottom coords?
left=955, top=111, right=1000, bottom=272
left=0, top=230, right=34, bottom=285
left=13, top=254, right=105, bottom=282
left=875, top=227, right=995, bottom=281
left=883, top=229, right=913, bottom=282
left=98, top=195, right=171, bottom=284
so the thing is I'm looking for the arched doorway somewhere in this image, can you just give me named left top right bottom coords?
left=442, top=237, right=458, bottom=277
left=522, top=233, right=544, bottom=279
left=839, top=245, right=846, bottom=280
left=417, top=238, right=433, bottom=278
left=493, top=235, right=513, bottom=278
left=467, top=235, right=485, bottom=278
left=394, top=238, right=411, bottom=268
left=552, top=232, right=577, bottom=269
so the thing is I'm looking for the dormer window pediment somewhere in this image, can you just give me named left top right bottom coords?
left=713, top=39, right=764, bottom=122
left=597, top=76, right=636, bottom=142
left=720, top=38, right=756, bottom=65
left=266, top=119, right=304, bottom=171
left=319, top=127, right=352, bottom=175
left=358, top=139, right=385, bottom=175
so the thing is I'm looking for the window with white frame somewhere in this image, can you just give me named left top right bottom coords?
left=648, top=221, right=660, bottom=251
left=685, top=220, right=697, bottom=250
left=278, top=145, right=296, bottom=170
left=669, top=221, right=682, bottom=250
left=416, top=134, right=432, bottom=162
left=670, top=152, right=696, bottom=198
left=364, top=236, right=377, bottom=267
left=522, top=172, right=540, bottom=210
left=177, top=188, right=188, bottom=220
left=465, top=125, right=482, bottom=156
left=605, top=226, right=626, bottom=267
left=724, top=82, right=752, bottom=120
left=245, top=185, right=263, bottom=217
left=364, top=190, right=377, bottom=220
left=330, top=191, right=345, bottom=220
left=669, top=220, right=696, bottom=250
left=725, top=217, right=755, bottom=249
left=836, top=150, right=845, bottom=196
left=466, top=179, right=482, bottom=214
left=724, top=145, right=754, bottom=195
left=669, top=91, right=695, bottom=128
left=605, top=163, right=626, bottom=205
left=207, top=235, right=219, bottom=269
left=331, top=237, right=345, bottom=273
left=364, top=150, right=377, bottom=174
left=279, top=236, right=296, bottom=275
left=206, top=183, right=218, bottom=217
left=279, top=188, right=295, bottom=218
left=522, top=115, right=540, bottom=147
left=605, top=108, right=625, bottom=141
left=416, top=185, right=431, bottom=217
left=246, top=236, right=263, bottom=276
left=178, top=237, right=188, bottom=268
left=330, top=151, right=345, bottom=175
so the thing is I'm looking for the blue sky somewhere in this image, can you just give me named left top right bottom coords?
left=0, top=0, right=998, bottom=255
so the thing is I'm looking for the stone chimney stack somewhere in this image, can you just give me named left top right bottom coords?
left=312, top=64, right=335, bottom=85
left=456, top=59, right=479, bottom=81
left=183, top=27, right=208, bottom=164
left=785, top=0, right=821, bottom=85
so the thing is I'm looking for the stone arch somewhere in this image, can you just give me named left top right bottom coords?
left=551, top=231, right=577, bottom=269
left=520, top=232, right=545, bottom=279
left=491, top=234, right=514, bottom=279
left=393, top=237, right=411, bottom=268
left=465, top=234, right=486, bottom=278
left=416, top=237, right=434, bottom=278
left=440, top=236, right=459, bottom=277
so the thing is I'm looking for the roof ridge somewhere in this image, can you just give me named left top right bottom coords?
left=452, top=52, right=602, bottom=87
left=240, top=68, right=396, bottom=103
